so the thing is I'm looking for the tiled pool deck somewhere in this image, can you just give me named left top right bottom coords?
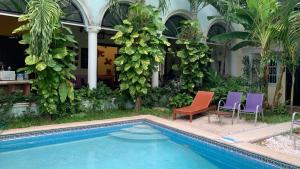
left=1, top=115, right=299, bottom=167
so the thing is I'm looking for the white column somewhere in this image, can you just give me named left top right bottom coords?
left=86, top=26, right=100, bottom=89
left=152, top=70, right=159, bottom=88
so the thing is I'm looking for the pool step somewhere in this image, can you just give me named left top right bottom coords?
left=121, top=127, right=160, bottom=135
left=133, top=125, right=153, bottom=129
left=109, top=131, right=168, bottom=142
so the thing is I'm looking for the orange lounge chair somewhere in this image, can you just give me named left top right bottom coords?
left=173, top=91, right=214, bottom=123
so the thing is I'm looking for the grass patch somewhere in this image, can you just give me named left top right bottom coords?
left=243, top=112, right=292, bottom=124
left=5, top=108, right=172, bottom=130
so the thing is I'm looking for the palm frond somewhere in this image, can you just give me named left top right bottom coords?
left=25, top=0, right=62, bottom=59
left=210, top=31, right=251, bottom=42
left=231, top=40, right=258, bottom=50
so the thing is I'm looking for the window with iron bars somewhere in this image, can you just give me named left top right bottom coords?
left=268, top=61, right=277, bottom=84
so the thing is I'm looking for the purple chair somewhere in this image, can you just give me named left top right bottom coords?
left=217, top=92, right=243, bottom=124
left=237, top=93, right=264, bottom=126
left=290, top=112, right=300, bottom=137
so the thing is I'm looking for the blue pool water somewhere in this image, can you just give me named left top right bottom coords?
left=0, top=122, right=293, bottom=169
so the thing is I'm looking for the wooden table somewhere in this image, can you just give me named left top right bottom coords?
left=0, top=80, right=31, bottom=95
left=208, top=111, right=234, bottom=124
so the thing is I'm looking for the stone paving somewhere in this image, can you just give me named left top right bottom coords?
left=174, top=114, right=291, bottom=142
left=174, top=114, right=300, bottom=158
left=261, top=135, right=300, bottom=156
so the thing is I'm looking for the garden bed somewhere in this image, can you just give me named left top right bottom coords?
left=258, top=133, right=300, bottom=157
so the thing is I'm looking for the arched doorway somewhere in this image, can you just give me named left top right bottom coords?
left=162, top=15, right=188, bottom=83
left=0, top=0, right=88, bottom=88
left=0, top=0, right=85, bottom=24
left=97, top=3, right=130, bottom=88
left=207, top=23, right=229, bottom=76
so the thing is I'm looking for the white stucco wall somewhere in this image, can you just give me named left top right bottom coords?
left=71, top=0, right=257, bottom=79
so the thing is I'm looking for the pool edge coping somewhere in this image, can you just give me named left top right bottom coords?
left=1, top=115, right=300, bottom=168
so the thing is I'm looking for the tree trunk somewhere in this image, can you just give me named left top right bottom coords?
left=290, top=68, right=295, bottom=113
left=135, top=96, right=142, bottom=112
left=260, top=49, right=269, bottom=107
left=272, top=65, right=285, bottom=107
left=262, top=64, right=269, bottom=107
left=222, top=42, right=228, bottom=76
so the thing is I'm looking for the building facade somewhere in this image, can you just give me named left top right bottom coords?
left=0, top=0, right=290, bottom=106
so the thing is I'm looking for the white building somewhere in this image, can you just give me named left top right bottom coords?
left=0, top=0, right=290, bottom=105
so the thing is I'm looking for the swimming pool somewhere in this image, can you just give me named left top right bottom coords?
left=0, top=120, right=298, bottom=169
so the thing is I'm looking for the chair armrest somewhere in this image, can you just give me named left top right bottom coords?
left=238, top=103, right=244, bottom=111
left=233, top=102, right=239, bottom=110
left=217, top=100, right=225, bottom=111
left=256, top=105, right=260, bottom=113
left=292, top=112, right=300, bottom=122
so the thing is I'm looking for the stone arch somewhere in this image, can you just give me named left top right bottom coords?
left=207, top=21, right=231, bottom=76
left=162, top=11, right=191, bottom=83
left=70, top=0, right=91, bottom=26
left=207, top=19, right=231, bottom=35
left=97, top=0, right=132, bottom=27
left=163, top=10, right=192, bottom=24
left=101, top=2, right=131, bottom=29
left=0, top=0, right=89, bottom=26
left=163, top=11, right=191, bottom=38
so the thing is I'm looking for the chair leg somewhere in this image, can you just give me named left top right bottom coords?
left=237, top=110, right=240, bottom=123
left=254, top=112, right=258, bottom=126
left=294, top=135, right=296, bottom=150
left=290, top=113, right=296, bottom=139
left=290, top=122, right=294, bottom=139
left=261, top=110, right=264, bottom=121
left=189, top=114, right=193, bottom=123
left=231, top=109, right=235, bottom=125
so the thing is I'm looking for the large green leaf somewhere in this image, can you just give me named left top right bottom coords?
left=210, top=31, right=251, bottom=42
left=59, top=83, right=68, bottom=103
left=36, top=62, right=47, bottom=71
left=231, top=40, right=258, bottom=50
left=25, top=55, right=39, bottom=65
left=67, top=85, right=74, bottom=101
left=53, top=47, right=68, bottom=59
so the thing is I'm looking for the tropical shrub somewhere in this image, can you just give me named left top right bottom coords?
left=14, top=0, right=77, bottom=115
left=264, top=104, right=289, bottom=115
left=173, top=20, right=212, bottom=94
left=112, top=2, right=170, bottom=111
left=0, top=90, right=39, bottom=124
left=202, top=68, right=223, bottom=89
left=170, top=93, right=193, bottom=108
left=142, top=81, right=182, bottom=108
left=210, top=76, right=260, bottom=103
left=75, top=82, right=118, bottom=112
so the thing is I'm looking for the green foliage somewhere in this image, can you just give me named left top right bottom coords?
left=74, top=82, right=118, bottom=112
left=265, top=104, right=289, bottom=115
left=5, top=108, right=172, bottom=129
left=202, top=68, right=223, bottom=88
left=173, top=20, right=211, bottom=93
left=170, top=93, right=193, bottom=108
left=204, top=71, right=260, bottom=103
left=210, top=0, right=282, bottom=102
left=112, top=2, right=170, bottom=105
left=142, top=81, right=182, bottom=108
left=0, top=90, right=39, bottom=125
left=242, top=56, right=261, bottom=86
left=14, top=0, right=77, bottom=115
